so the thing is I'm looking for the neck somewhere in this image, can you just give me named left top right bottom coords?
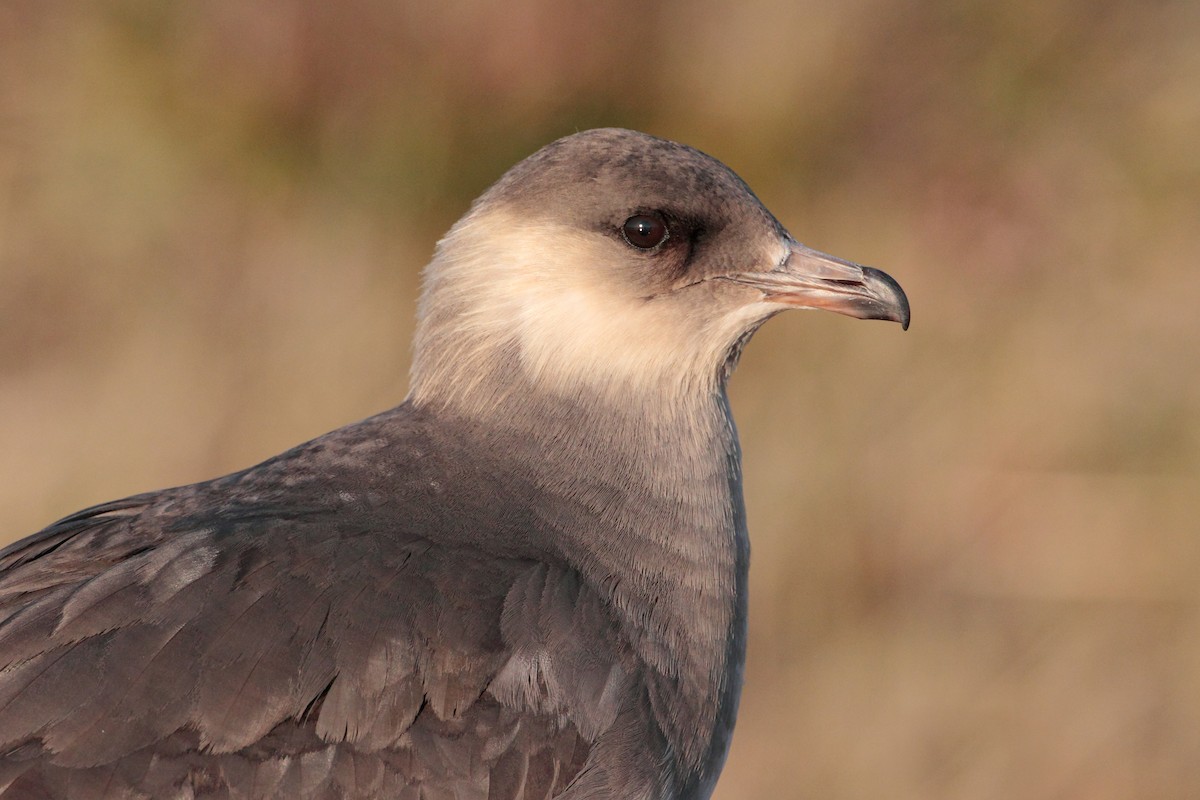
left=412, top=368, right=750, bottom=785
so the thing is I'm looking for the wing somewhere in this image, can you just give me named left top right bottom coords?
left=0, top=477, right=658, bottom=799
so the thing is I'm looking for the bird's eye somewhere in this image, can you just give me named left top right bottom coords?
left=621, top=214, right=669, bottom=250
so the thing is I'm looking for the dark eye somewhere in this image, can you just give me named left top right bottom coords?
left=621, top=214, right=669, bottom=250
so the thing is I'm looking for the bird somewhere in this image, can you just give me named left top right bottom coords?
left=0, top=128, right=909, bottom=800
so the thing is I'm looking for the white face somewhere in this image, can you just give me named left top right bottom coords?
left=409, top=206, right=791, bottom=415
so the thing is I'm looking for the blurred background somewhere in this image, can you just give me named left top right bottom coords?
left=1, top=1, right=1198, bottom=797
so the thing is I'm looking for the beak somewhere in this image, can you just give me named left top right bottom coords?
left=726, top=242, right=910, bottom=330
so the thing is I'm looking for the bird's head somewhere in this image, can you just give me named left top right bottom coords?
left=409, top=128, right=908, bottom=416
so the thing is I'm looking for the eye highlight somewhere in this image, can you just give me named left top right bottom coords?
left=621, top=214, right=669, bottom=250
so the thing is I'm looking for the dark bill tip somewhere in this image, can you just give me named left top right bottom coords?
left=860, top=266, right=911, bottom=330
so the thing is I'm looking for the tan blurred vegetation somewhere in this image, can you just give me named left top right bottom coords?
left=2, top=1, right=1199, bottom=797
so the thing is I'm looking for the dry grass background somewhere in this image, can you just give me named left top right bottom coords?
left=2, top=1, right=1199, bottom=797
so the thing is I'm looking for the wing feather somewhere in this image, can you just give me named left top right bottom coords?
left=0, top=479, right=649, bottom=798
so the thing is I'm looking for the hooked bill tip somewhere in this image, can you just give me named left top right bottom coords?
left=861, top=266, right=911, bottom=330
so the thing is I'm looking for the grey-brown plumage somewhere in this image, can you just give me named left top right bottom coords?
left=0, top=129, right=909, bottom=799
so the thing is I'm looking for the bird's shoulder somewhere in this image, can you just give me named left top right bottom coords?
left=0, top=406, right=661, bottom=799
